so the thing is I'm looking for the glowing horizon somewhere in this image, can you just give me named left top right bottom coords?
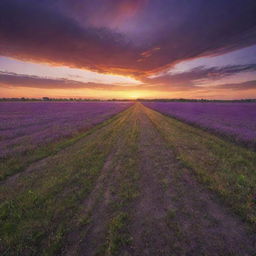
left=0, top=0, right=256, bottom=99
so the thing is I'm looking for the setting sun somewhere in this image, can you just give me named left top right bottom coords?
left=129, top=93, right=140, bottom=99
left=1, top=1, right=256, bottom=254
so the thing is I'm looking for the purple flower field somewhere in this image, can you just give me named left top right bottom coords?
left=0, top=101, right=132, bottom=158
left=143, top=102, right=256, bottom=148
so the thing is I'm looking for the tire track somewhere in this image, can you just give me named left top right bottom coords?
left=0, top=106, right=134, bottom=255
left=61, top=106, right=140, bottom=256
left=124, top=105, right=255, bottom=256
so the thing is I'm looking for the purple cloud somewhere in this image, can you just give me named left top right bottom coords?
left=0, top=0, right=256, bottom=77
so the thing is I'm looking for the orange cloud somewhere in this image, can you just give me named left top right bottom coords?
left=1, top=0, right=256, bottom=79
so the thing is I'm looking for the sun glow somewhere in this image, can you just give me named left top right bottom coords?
left=124, top=90, right=162, bottom=99
left=0, top=57, right=141, bottom=85
left=130, top=94, right=140, bottom=99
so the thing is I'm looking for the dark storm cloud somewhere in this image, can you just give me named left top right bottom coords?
left=0, top=0, right=256, bottom=77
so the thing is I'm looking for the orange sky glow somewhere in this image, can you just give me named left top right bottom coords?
left=0, top=0, right=256, bottom=99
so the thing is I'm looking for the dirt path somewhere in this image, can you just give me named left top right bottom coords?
left=61, top=151, right=119, bottom=256
left=61, top=104, right=255, bottom=256
left=0, top=108, right=131, bottom=202
left=0, top=106, right=136, bottom=255
left=123, top=105, right=255, bottom=256
left=61, top=106, right=140, bottom=256
left=62, top=133, right=131, bottom=256
left=2, top=103, right=255, bottom=255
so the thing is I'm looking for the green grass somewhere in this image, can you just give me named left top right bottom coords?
left=99, top=106, right=140, bottom=256
left=105, top=212, right=131, bottom=256
left=0, top=109, right=131, bottom=181
left=0, top=106, right=136, bottom=255
left=144, top=105, right=256, bottom=227
left=64, top=104, right=140, bottom=256
left=1, top=103, right=256, bottom=255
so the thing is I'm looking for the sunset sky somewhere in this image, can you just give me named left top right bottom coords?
left=0, top=0, right=256, bottom=99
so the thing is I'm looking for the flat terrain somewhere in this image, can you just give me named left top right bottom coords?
left=1, top=103, right=256, bottom=255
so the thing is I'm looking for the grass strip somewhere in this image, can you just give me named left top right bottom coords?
left=0, top=107, right=132, bottom=181
left=0, top=106, right=135, bottom=255
left=144, top=105, right=256, bottom=227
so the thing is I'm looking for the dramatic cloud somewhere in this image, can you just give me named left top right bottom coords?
left=58, top=0, right=148, bottom=28
left=1, top=0, right=256, bottom=77
left=215, top=80, right=256, bottom=90
left=2, top=62, right=256, bottom=93
left=0, top=0, right=140, bottom=75
left=0, top=70, right=197, bottom=92
left=142, top=64, right=256, bottom=90
left=0, top=71, right=141, bottom=91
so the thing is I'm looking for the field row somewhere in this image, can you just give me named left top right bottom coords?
left=0, top=102, right=132, bottom=158
left=0, top=103, right=255, bottom=255
left=0, top=102, right=132, bottom=180
left=1, top=101, right=256, bottom=181
left=2, top=101, right=255, bottom=161
left=144, top=102, right=256, bottom=148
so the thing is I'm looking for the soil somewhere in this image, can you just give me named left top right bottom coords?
left=122, top=106, right=256, bottom=256
left=63, top=105, right=256, bottom=255
left=3, top=104, right=256, bottom=255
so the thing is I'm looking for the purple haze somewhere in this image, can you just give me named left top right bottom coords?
left=143, top=102, right=256, bottom=148
left=0, top=101, right=132, bottom=158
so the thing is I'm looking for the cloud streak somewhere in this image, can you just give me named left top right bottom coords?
left=143, top=64, right=256, bottom=89
left=215, top=80, right=256, bottom=90
left=0, top=71, right=141, bottom=91
left=0, top=0, right=256, bottom=78
left=2, top=63, right=256, bottom=94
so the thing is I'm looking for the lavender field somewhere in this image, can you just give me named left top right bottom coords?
left=0, top=101, right=132, bottom=158
left=144, top=102, right=256, bottom=148
left=1, top=102, right=256, bottom=255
